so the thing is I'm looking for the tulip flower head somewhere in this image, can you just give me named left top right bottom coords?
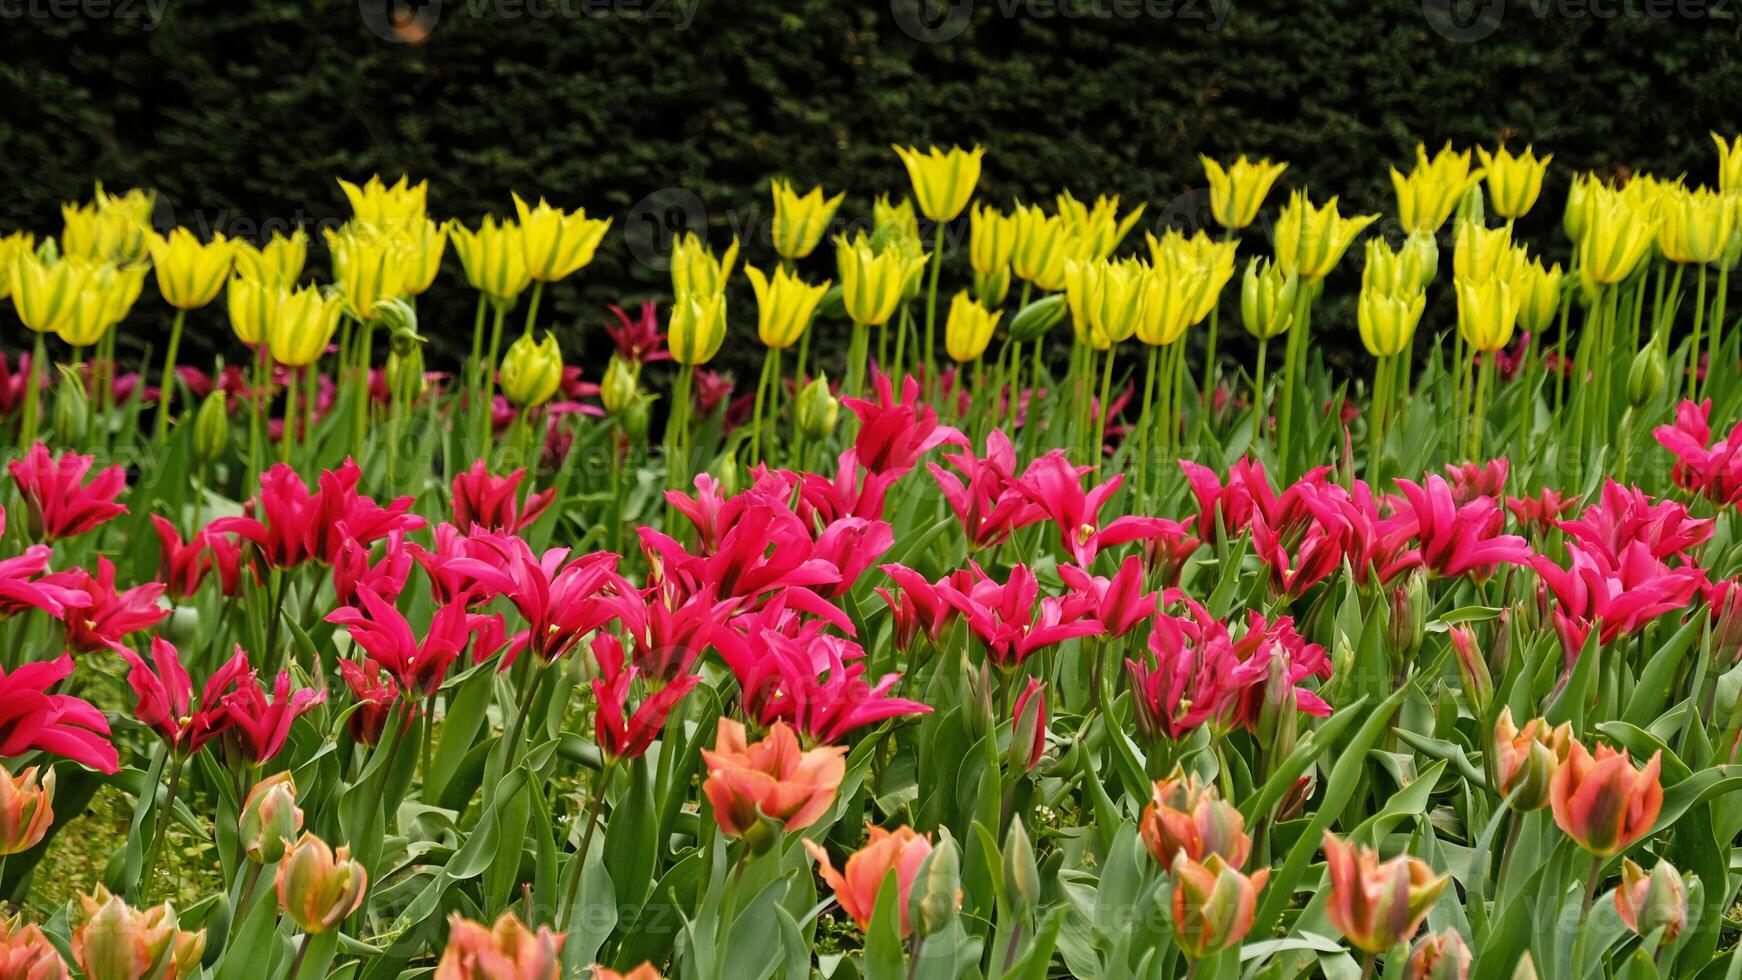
left=73, top=886, right=204, bottom=980
left=1455, top=276, right=1522, bottom=353
left=238, top=770, right=302, bottom=865
left=1406, top=928, right=1473, bottom=980
left=1057, top=191, right=1146, bottom=260
left=1391, top=142, right=1482, bottom=235
left=1512, top=256, right=1565, bottom=334
left=325, top=224, right=412, bottom=317
left=0, top=917, right=67, bottom=980
left=451, top=460, right=555, bottom=532
left=0, top=231, right=38, bottom=302
left=770, top=179, right=845, bottom=260
left=0, top=655, right=119, bottom=773
left=667, top=289, right=727, bottom=365
left=746, top=264, right=830, bottom=350
left=943, top=290, right=1001, bottom=362
left=1658, top=184, right=1733, bottom=265
left=804, top=825, right=935, bottom=936
left=434, top=912, right=564, bottom=980
left=512, top=192, right=612, bottom=282
left=1063, top=257, right=1144, bottom=350
left=969, top=203, right=1017, bottom=276
left=1240, top=257, right=1297, bottom=340
left=1323, top=832, right=1449, bottom=955
left=58, top=262, right=147, bottom=348
left=1009, top=203, right=1081, bottom=293
left=1550, top=740, right=1662, bottom=856
left=1274, top=190, right=1378, bottom=280
left=1140, top=768, right=1250, bottom=869
left=836, top=233, right=927, bottom=328
left=62, top=189, right=154, bottom=267
left=276, top=833, right=369, bottom=933
left=892, top=144, right=985, bottom=222
left=1170, top=853, right=1268, bottom=959
left=499, top=332, right=563, bottom=407
left=1491, top=708, right=1569, bottom=811
left=449, top=216, right=531, bottom=305
left=700, top=718, right=846, bottom=838
left=1478, top=143, right=1553, bottom=219
left=266, top=283, right=345, bottom=368
left=149, top=227, right=234, bottom=310
left=1575, top=180, right=1660, bottom=288
left=1357, top=285, right=1426, bottom=358
left=11, top=248, right=89, bottom=336
left=1614, top=858, right=1687, bottom=942
left=0, top=764, right=54, bottom=856
left=1714, top=133, right=1742, bottom=194
left=669, top=231, right=738, bottom=298
left=339, top=174, right=429, bottom=230
left=8, top=442, right=127, bottom=541
left=232, top=228, right=309, bottom=288
left=1201, top=154, right=1289, bottom=230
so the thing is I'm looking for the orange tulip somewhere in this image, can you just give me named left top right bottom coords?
left=434, top=912, right=564, bottom=980
left=589, top=966, right=661, bottom=980
left=72, top=886, right=204, bottom=980
left=804, top=826, right=933, bottom=937
left=0, top=916, right=69, bottom=980
left=1139, top=769, right=1250, bottom=869
left=1492, top=708, right=1570, bottom=811
left=0, top=765, right=54, bottom=855
left=1323, top=832, right=1449, bottom=955
left=1614, top=858, right=1686, bottom=942
left=1169, top=854, right=1267, bottom=959
left=701, top=719, right=846, bottom=838
left=1549, top=742, right=1662, bottom=857
left=1406, top=928, right=1471, bottom=980
left=275, top=833, right=368, bottom=934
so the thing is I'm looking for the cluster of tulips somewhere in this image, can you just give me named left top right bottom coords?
left=2, top=134, right=1742, bottom=980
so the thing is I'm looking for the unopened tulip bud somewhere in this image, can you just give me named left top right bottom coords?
left=600, top=356, right=637, bottom=416
left=1257, top=653, right=1298, bottom=761
left=1390, top=571, right=1428, bottom=659
left=192, top=391, right=229, bottom=465
left=973, top=265, right=1010, bottom=307
left=1627, top=345, right=1666, bottom=408
left=1448, top=625, right=1493, bottom=715
left=1615, top=858, right=1687, bottom=942
left=1493, top=708, right=1568, bottom=811
left=0, top=765, right=53, bottom=856
left=1169, top=854, right=1267, bottom=959
left=239, top=771, right=302, bottom=865
left=1002, top=819, right=1041, bottom=918
left=714, top=455, right=741, bottom=497
left=621, top=393, right=653, bottom=443
left=499, top=332, right=562, bottom=408
left=276, top=833, right=368, bottom=933
left=1006, top=293, right=1067, bottom=343
left=1550, top=742, right=1662, bottom=856
left=964, top=662, right=995, bottom=744
left=795, top=375, right=839, bottom=441
left=1007, top=678, right=1046, bottom=773
left=1140, top=768, right=1250, bottom=869
left=53, top=368, right=87, bottom=444
left=910, top=836, right=960, bottom=939
left=1407, top=928, right=1472, bottom=980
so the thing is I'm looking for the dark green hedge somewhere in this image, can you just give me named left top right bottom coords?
left=4, top=0, right=1741, bottom=383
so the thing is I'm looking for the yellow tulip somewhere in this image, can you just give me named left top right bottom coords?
left=1477, top=144, right=1553, bottom=219
left=1057, top=191, right=1145, bottom=260
left=891, top=144, right=985, bottom=222
left=325, top=226, right=411, bottom=318
left=1135, top=262, right=1203, bottom=347
left=448, top=216, right=530, bottom=304
left=1391, top=142, right=1481, bottom=235
left=1563, top=173, right=1594, bottom=243
left=667, top=289, right=727, bottom=366
left=1240, top=257, right=1297, bottom=340
left=1148, top=229, right=1235, bottom=324
left=59, top=263, right=147, bottom=347
left=1357, top=286, right=1425, bottom=358
left=974, top=264, right=1011, bottom=307
left=498, top=331, right=563, bottom=407
left=61, top=200, right=152, bottom=267
left=1456, top=276, right=1522, bottom=353
left=232, top=229, right=308, bottom=288
left=337, top=174, right=429, bottom=230
left=1512, top=257, right=1565, bottom=334
left=1452, top=219, right=1515, bottom=284
left=0, top=232, right=36, bottom=300
left=1009, top=203, right=1080, bottom=292
left=266, top=284, right=344, bottom=367
left=670, top=232, right=739, bottom=298
left=1063, top=257, right=1144, bottom=350
left=149, top=228, right=234, bottom=310
left=1657, top=185, right=1732, bottom=265
left=746, top=264, right=830, bottom=349
left=944, top=290, right=1001, bottom=362
left=969, top=203, right=1016, bottom=276
left=1577, top=182, right=1660, bottom=286
left=770, top=179, right=844, bottom=260
left=12, top=248, right=89, bottom=335
left=395, top=218, right=448, bottom=296
left=227, top=273, right=278, bottom=346
left=1273, top=190, right=1377, bottom=280
left=1714, top=134, right=1742, bottom=194
left=873, top=195, right=920, bottom=243
left=1363, top=236, right=1435, bottom=295
left=836, top=234, right=927, bottom=327
left=1200, top=155, right=1289, bottom=230
left=512, top=193, right=612, bottom=282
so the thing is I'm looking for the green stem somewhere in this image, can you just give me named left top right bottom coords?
left=523, top=280, right=545, bottom=338
left=1690, top=263, right=1709, bottom=400
left=19, top=333, right=45, bottom=446
left=281, top=365, right=299, bottom=465
left=751, top=346, right=777, bottom=465
left=923, top=223, right=946, bottom=394
left=152, top=309, right=188, bottom=444
left=1252, top=336, right=1268, bottom=450
left=1092, top=344, right=1115, bottom=475
left=480, top=304, right=509, bottom=452
left=138, top=752, right=186, bottom=902
left=1708, top=263, right=1730, bottom=401
left=557, top=758, right=618, bottom=925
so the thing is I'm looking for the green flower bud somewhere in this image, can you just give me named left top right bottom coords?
left=795, top=375, right=839, bottom=441
left=499, top=331, right=562, bottom=408
left=1627, top=345, right=1666, bottom=408
left=1007, top=293, right=1067, bottom=343
left=600, top=356, right=637, bottom=416
left=909, top=836, right=960, bottom=939
left=192, top=391, right=229, bottom=465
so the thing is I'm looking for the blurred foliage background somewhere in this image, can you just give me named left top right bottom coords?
left=3, top=0, right=1741, bottom=384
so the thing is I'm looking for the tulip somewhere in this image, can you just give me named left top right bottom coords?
left=1614, top=858, right=1687, bottom=942
left=943, top=290, right=1000, bottom=362
left=1576, top=181, right=1660, bottom=287
left=448, top=215, right=530, bottom=306
left=804, top=826, right=934, bottom=936
left=1063, top=257, right=1143, bottom=350
left=874, top=194, right=920, bottom=242
left=0, top=917, right=68, bottom=980
left=512, top=193, right=612, bottom=282
left=836, top=234, right=927, bottom=327
left=1406, top=928, right=1472, bottom=980
left=226, top=273, right=278, bottom=346
left=266, top=284, right=345, bottom=367
left=149, top=228, right=233, bottom=310
left=1550, top=741, right=1663, bottom=856
left=1391, top=142, right=1481, bottom=235
left=1240, top=257, right=1296, bottom=340
left=1200, top=154, right=1289, bottom=230
left=0, top=655, right=119, bottom=774
left=1135, top=261, right=1200, bottom=347
left=232, top=228, right=309, bottom=288
left=1563, top=173, right=1594, bottom=242
left=11, top=249, right=88, bottom=336
left=1056, top=191, right=1145, bottom=260
left=667, top=289, right=727, bottom=365
left=1451, top=220, right=1516, bottom=285
left=1628, top=345, right=1666, bottom=408
left=1513, top=257, right=1565, bottom=334
left=1447, top=625, right=1491, bottom=714
left=434, top=912, right=564, bottom=980
left=770, top=179, right=844, bottom=260
left=395, top=217, right=450, bottom=296
left=1009, top=203, right=1078, bottom=292
left=498, top=332, right=563, bottom=407
left=1273, top=190, right=1378, bottom=280
left=9, top=442, right=128, bottom=541
left=1150, top=229, right=1236, bottom=324
left=276, top=832, right=368, bottom=933
left=1363, top=237, right=1434, bottom=296
left=1455, top=276, right=1521, bottom=353
left=1008, top=677, right=1046, bottom=772
left=338, top=174, right=429, bottom=228
left=1658, top=185, right=1732, bottom=265
left=61, top=197, right=152, bottom=268
left=700, top=718, right=846, bottom=838
left=58, top=263, right=146, bottom=348
left=589, top=966, right=661, bottom=980
left=238, top=770, right=302, bottom=864
left=1170, top=853, right=1268, bottom=959
left=891, top=144, right=984, bottom=222
left=72, top=886, right=204, bottom=980
left=795, top=375, right=839, bottom=440
left=0, top=232, right=36, bottom=301
left=746, top=264, right=830, bottom=350
left=1715, top=133, right=1742, bottom=194
left=969, top=203, right=1017, bottom=276
left=1357, top=286, right=1425, bottom=358
left=325, top=225, right=411, bottom=318
left=1140, top=768, right=1249, bottom=869
left=1323, top=832, right=1449, bottom=955
left=1478, top=144, right=1553, bottom=219
left=0, top=765, right=53, bottom=855
left=668, top=231, right=738, bottom=299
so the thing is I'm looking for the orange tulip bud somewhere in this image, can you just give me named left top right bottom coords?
left=72, top=886, right=204, bottom=980
left=1323, top=832, right=1449, bottom=955
left=1169, top=854, right=1268, bottom=959
left=0, top=916, right=69, bottom=980
left=701, top=719, right=846, bottom=839
left=804, top=826, right=933, bottom=937
left=1614, top=858, right=1687, bottom=942
left=1492, top=708, right=1570, bottom=811
left=1139, top=768, right=1250, bottom=870
left=275, top=833, right=367, bottom=934
left=0, top=765, right=54, bottom=856
left=1406, top=928, right=1472, bottom=980
left=238, top=770, right=302, bottom=865
left=1549, top=742, right=1662, bottom=857
left=433, top=912, right=564, bottom=980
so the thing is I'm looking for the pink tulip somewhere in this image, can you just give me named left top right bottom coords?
left=7, top=443, right=127, bottom=541
left=0, top=655, right=117, bottom=773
